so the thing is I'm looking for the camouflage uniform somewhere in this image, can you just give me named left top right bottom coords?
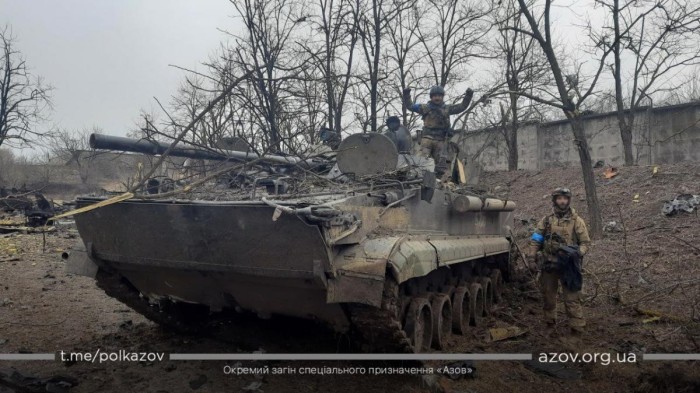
left=402, top=88, right=472, bottom=166
left=383, top=117, right=412, bottom=153
left=529, top=206, right=591, bottom=332
left=311, top=127, right=341, bottom=159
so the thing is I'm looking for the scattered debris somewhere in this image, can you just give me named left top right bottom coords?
left=488, top=326, right=527, bottom=342
left=524, top=360, right=582, bottom=380
left=0, top=192, right=63, bottom=228
left=0, top=368, right=78, bottom=393
left=643, top=316, right=661, bottom=324
left=25, top=211, right=53, bottom=227
left=634, top=307, right=685, bottom=323
left=603, top=220, right=624, bottom=232
left=662, top=194, right=699, bottom=216
left=0, top=197, right=32, bottom=212
left=1, top=226, right=55, bottom=235
left=603, top=167, right=619, bottom=179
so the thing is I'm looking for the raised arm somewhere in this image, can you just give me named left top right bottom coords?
left=447, top=88, right=474, bottom=115
left=403, top=88, right=422, bottom=113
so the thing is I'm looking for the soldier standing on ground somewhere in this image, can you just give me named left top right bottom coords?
left=528, top=187, right=591, bottom=338
left=382, top=116, right=412, bottom=153
left=402, top=85, right=473, bottom=176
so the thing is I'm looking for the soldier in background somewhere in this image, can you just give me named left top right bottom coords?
left=528, top=187, right=591, bottom=338
left=382, top=116, right=412, bottom=153
left=309, top=127, right=342, bottom=159
left=402, top=85, right=473, bottom=176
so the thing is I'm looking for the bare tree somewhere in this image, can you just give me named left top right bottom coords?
left=0, top=25, right=52, bottom=148
left=385, top=0, right=426, bottom=128
left=301, top=0, right=360, bottom=135
left=127, top=110, right=161, bottom=140
left=169, top=76, right=224, bottom=150
left=513, top=0, right=616, bottom=238
left=494, top=0, right=551, bottom=170
left=417, top=0, right=492, bottom=88
left=51, top=127, right=99, bottom=184
left=662, top=65, right=700, bottom=104
left=598, top=0, right=700, bottom=166
left=227, top=0, right=309, bottom=152
left=356, top=0, right=412, bottom=132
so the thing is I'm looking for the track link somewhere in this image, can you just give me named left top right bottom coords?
left=348, top=278, right=415, bottom=353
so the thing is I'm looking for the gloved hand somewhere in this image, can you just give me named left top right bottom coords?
left=462, top=88, right=474, bottom=106
left=465, top=88, right=474, bottom=100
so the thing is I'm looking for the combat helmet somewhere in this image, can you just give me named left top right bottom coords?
left=551, top=187, right=572, bottom=203
left=429, top=85, right=445, bottom=97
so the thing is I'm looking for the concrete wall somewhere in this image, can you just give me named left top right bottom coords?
left=460, top=102, right=700, bottom=170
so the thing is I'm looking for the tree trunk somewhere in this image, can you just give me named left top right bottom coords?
left=620, top=122, right=634, bottom=166
left=506, top=125, right=518, bottom=171
left=571, top=118, right=603, bottom=239
left=516, top=0, right=603, bottom=238
left=507, top=91, right=519, bottom=171
left=611, top=0, right=635, bottom=166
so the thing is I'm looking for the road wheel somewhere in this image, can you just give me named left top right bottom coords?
left=481, top=277, right=493, bottom=316
left=451, top=286, right=471, bottom=335
left=468, top=283, right=483, bottom=326
left=430, top=294, right=452, bottom=349
left=404, top=297, right=433, bottom=353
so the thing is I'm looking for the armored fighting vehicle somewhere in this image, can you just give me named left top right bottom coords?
left=66, top=132, right=515, bottom=352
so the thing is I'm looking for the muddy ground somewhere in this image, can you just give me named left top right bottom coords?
left=1, top=163, right=699, bottom=392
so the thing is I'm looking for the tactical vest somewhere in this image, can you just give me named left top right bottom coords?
left=542, top=211, right=581, bottom=257
left=420, top=103, right=451, bottom=135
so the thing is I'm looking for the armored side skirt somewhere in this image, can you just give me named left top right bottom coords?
left=72, top=197, right=349, bottom=328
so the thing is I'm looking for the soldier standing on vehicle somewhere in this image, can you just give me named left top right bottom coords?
left=402, top=85, right=473, bottom=176
left=528, top=187, right=591, bottom=337
left=383, top=116, right=412, bottom=153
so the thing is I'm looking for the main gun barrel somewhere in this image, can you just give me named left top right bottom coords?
left=89, top=134, right=313, bottom=167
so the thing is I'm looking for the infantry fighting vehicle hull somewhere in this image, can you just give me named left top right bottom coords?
left=67, top=133, right=515, bottom=352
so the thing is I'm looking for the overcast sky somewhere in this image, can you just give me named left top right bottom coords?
left=1, top=0, right=237, bottom=150
left=2, top=0, right=663, bottom=155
